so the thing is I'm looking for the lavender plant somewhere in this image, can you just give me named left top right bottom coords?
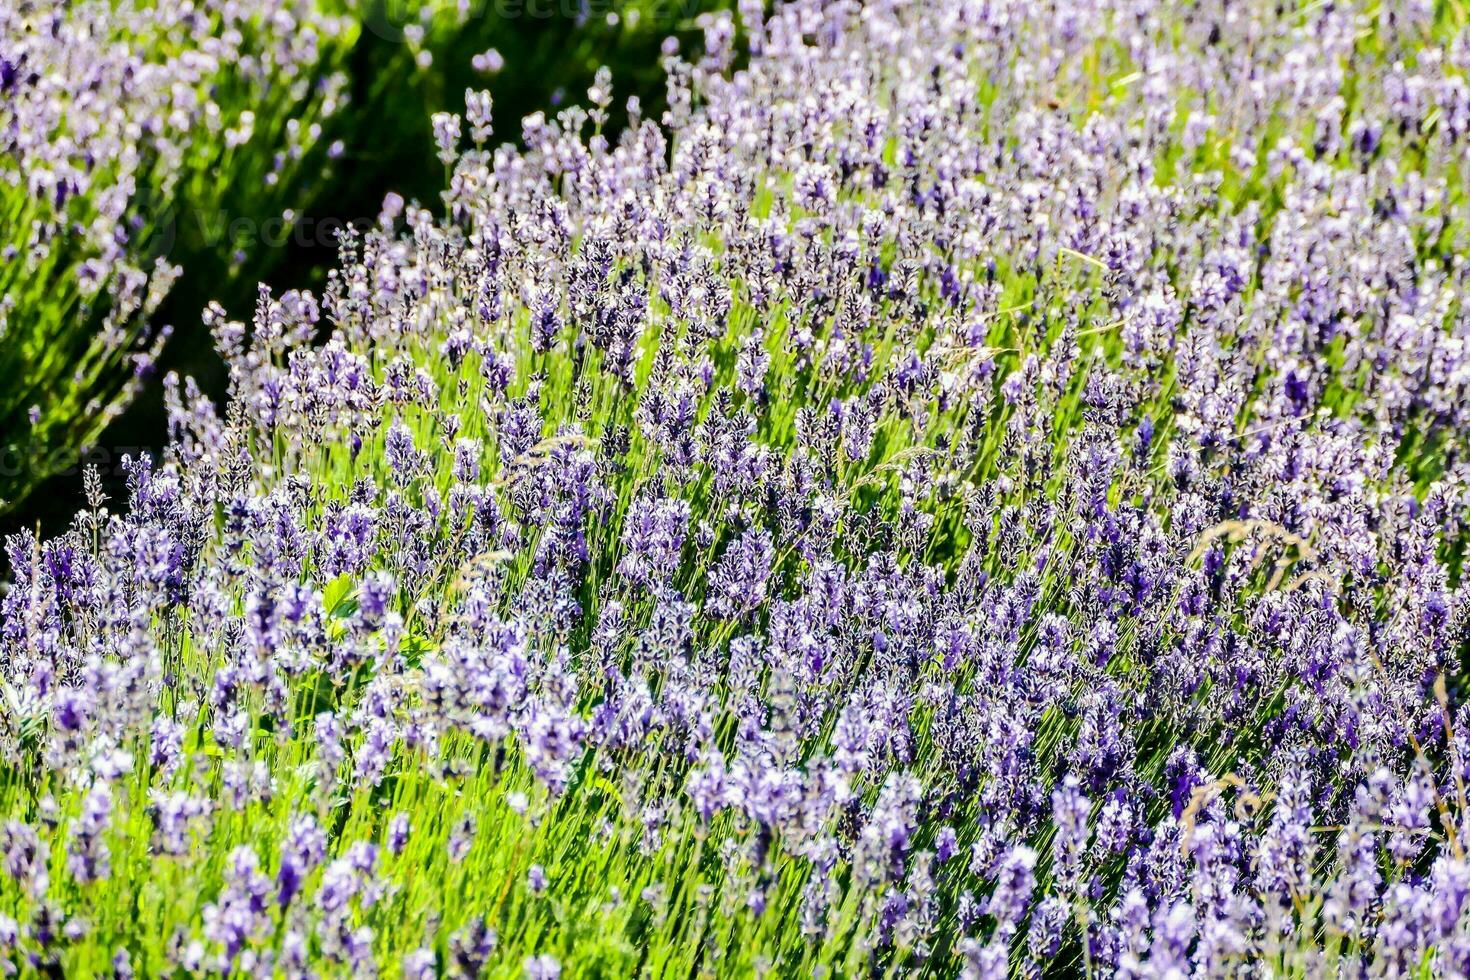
left=5, top=0, right=1470, bottom=975
left=0, top=0, right=353, bottom=510
left=309, top=0, right=734, bottom=250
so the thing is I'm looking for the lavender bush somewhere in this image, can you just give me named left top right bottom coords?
left=1, top=0, right=723, bottom=525
left=5, top=0, right=1470, bottom=975
left=0, top=0, right=356, bottom=510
